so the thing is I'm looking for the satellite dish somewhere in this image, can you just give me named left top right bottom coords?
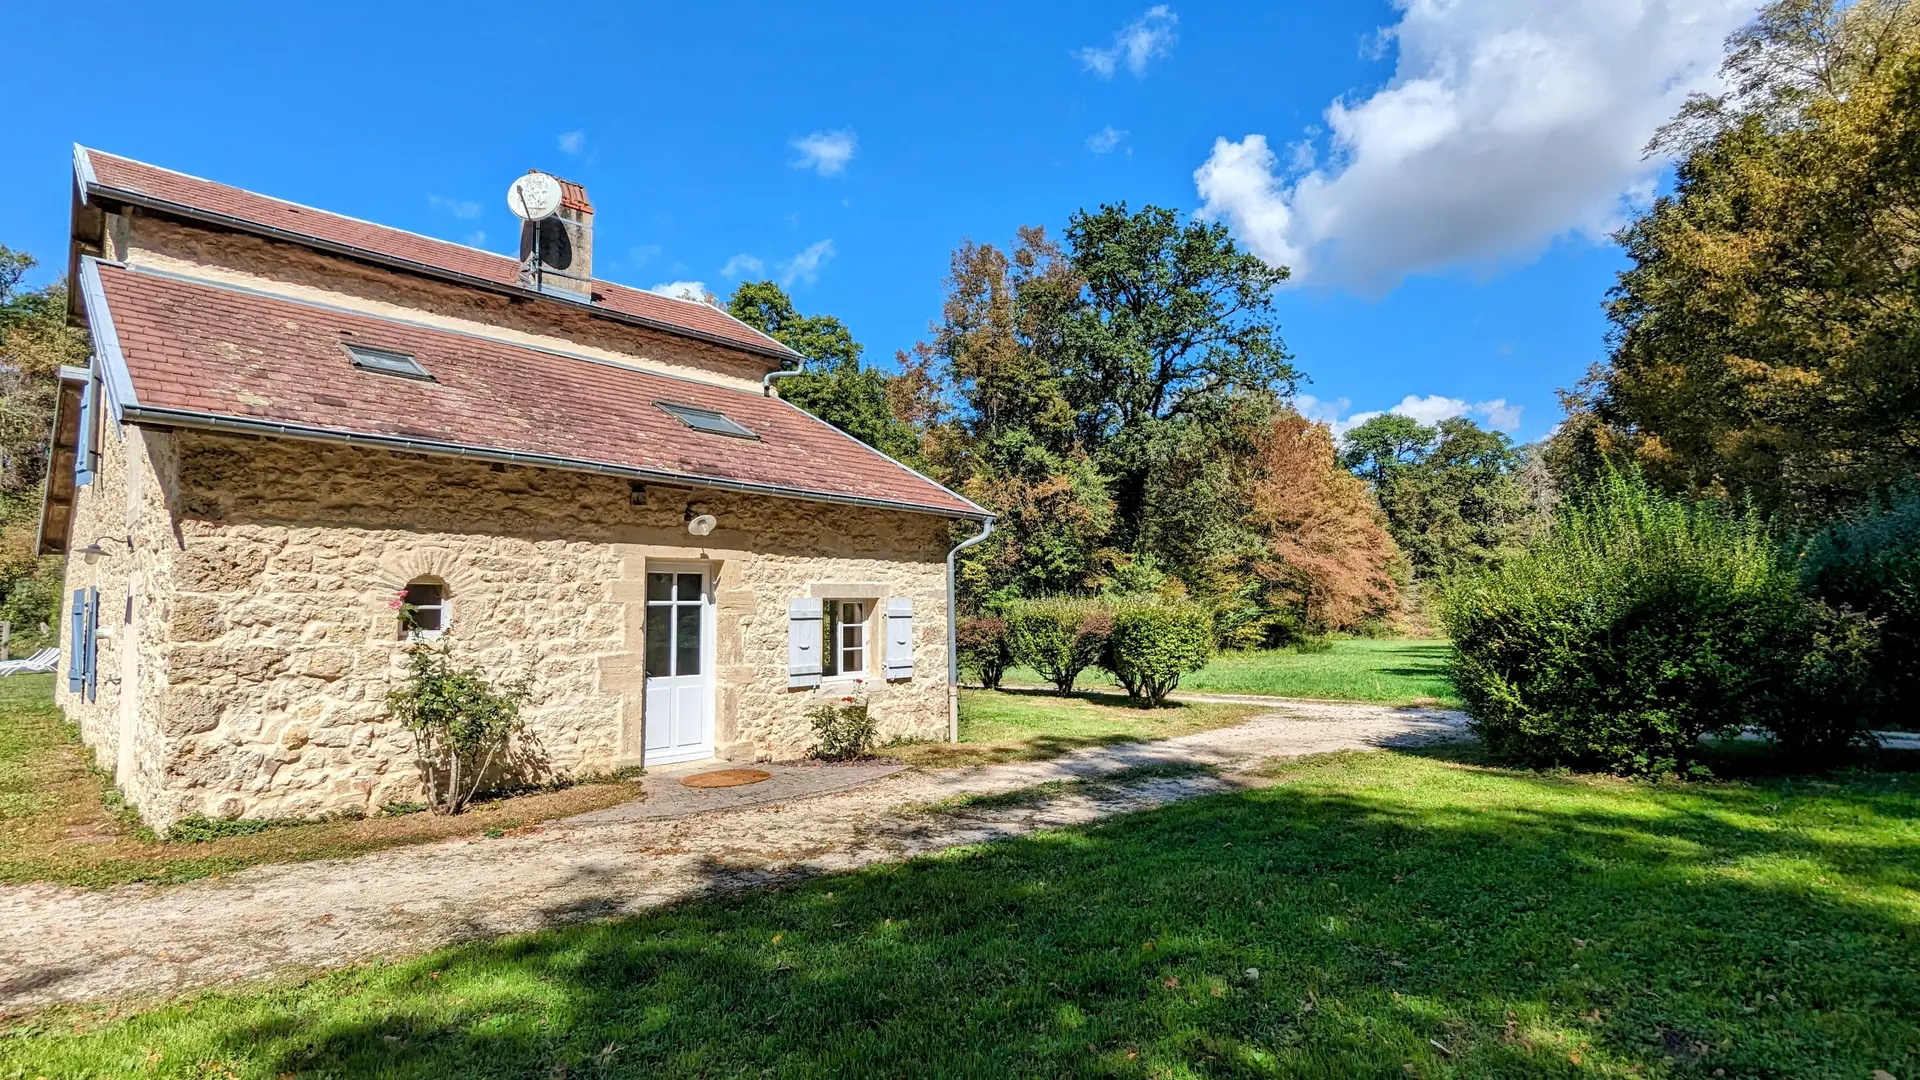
left=507, top=171, right=563, bottom=221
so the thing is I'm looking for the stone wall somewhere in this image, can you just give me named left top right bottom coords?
left=66, top=428, right=954, bottom=828
left=57, top=416, right=180, bottom=818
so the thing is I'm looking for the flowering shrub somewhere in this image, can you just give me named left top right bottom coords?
left=808, top=698, right=877, bottom=761
left=386, top=640, right=533, bottom=813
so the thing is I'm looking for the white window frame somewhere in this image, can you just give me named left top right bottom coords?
left=822, top=599, right=871, bottom=680
left=403, top=579, right=448, bottom=641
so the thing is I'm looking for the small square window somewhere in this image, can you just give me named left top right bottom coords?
left=400, top=580, right=446, bottom=640
left=658, top=402, right=756, bottom=439
left=346, top=344, right=433, bottom=381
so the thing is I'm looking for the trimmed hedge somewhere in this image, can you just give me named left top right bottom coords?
left=1002, top=597, right=1112, bottom=695
left=1105, top=599, right=1213, bottom=707
left=1441, top=471, right=1877, bottom=775
left=956, top=616, right=1013, bottom=690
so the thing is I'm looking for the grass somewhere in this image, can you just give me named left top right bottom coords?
left=888, top=688, right=1266, bottom=768
left=1006, top=637, right=1460, bottom=707
left=0, top=675, right=644, bottom=889
left=5, top=746, right=1916, bottom=1078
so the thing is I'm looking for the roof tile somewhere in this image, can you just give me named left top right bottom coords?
left=81, top=149, right=791, bottom=360
left=93, top=264, right=979, bottom=519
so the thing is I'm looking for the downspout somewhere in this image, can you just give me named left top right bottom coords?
left=762, top=368, right=806, bottom=398
left=946, top=516, right=996, bottom=741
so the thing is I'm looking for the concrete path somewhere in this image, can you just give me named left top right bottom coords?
left=0, top=699, right=1467, bottom=1013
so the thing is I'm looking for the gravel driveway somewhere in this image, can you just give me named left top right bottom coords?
left=0, top=699, right=1467, bottom=1012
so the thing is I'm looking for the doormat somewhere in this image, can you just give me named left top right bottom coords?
left=680, top=768, right=773, bottom=789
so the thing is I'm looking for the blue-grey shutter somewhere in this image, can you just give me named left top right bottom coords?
left=74, top=376, right=95, bottom=487
left=884, top=598, right=915, bottom=681
left=83, top=587, right=99, bottom=702
left=67, top=590, right=85, bottom=693
left=788, top=598, right=823, bottom=688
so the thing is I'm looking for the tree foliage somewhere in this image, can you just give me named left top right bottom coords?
left=1230, top=409, right=1403, bottom=644
left=1342, top=414, right=1529, bottom=582
left=1574, top=0, right=1920, bottom=519
left=922, top=206, right=1329, bottom=626
left=0, top=246, right=88, bottom=651
left=725, top=280, right=920, bottom=463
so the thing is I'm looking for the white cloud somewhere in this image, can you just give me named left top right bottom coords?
left=464, top=230, right=487, bottom=248
left=648, top=281, right=712, bottom=304
left=1294, top=394, right=1352, bottom=429
left=1076, top=5, right=1178, bottom=79
left=558, top=131, right=585, bottom=155
left=1087, top=126, right=1129, bottom=154
left=790, top=129, right=858, bottom=176
left=780, top=240, right=836, bottom=287
left=428, top=194, right=482, bottom=220
left=721, top=253, right=766, bottom=278
left=1194, top=0, right=1750, bottom=290
left=1320, top=393, right=1526, bottom=438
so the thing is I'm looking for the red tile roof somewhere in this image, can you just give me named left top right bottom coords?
left=89, top=261, right=982, bottom=519
left=77, top=148, right=792, bottom=361
left=555, top=176, right=593, bottom=214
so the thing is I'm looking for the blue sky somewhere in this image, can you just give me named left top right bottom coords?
left=0, top=1, right=1754, bottom=444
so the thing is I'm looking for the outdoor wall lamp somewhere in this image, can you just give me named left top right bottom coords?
left=685, top=504, right=718, bottom=537
left=79, top=536, right=131, bottom=564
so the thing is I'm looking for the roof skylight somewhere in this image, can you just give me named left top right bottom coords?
left=345, top=344, right=432, bottom=381
left=658, top=402, right=756, bottom=439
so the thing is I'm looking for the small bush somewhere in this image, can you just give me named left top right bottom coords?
left=1441, top=471, right=1875, bottom=775
left=809, top=700, right=877, bottom=761
left=956, top=616, right=1013, bottom=690
left=1104, top=599, right=1213, bottom=707
left=1802, top=485, right=1920, bottom=727
left=387, top=640, right=534, bottom=814
left=1002, top=597, right=1112, bottom=695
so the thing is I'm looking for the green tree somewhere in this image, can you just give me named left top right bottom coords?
left=1345, top=415, right=1529, bottom=582
left=1339, top=413, right=1434, bottom=488
left=1045, top=204, right=1297, bottom=554
left=925, top=208, right=1298, bottom=608
left=1576, top=0, right=1920, bottom=520
left=726, top=281, right=920, bottom=463
left=0, top=246, right=89, bottom=652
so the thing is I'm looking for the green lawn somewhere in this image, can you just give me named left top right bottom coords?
left=1008, top=637, right=1460, bottom=706
left=8, top=748, right=1916, bottom=1078
left=892, top=688, right=1266, bottom=768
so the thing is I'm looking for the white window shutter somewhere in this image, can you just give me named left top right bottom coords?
left=788, top=598, right=823, bottom=688
left=885, top=598, right=914, bottom=681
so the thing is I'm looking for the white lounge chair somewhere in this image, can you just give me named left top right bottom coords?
left=0, top=648, right=60, bottom=677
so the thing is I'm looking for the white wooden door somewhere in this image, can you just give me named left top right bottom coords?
left=643, top=565, right=714, bottom=765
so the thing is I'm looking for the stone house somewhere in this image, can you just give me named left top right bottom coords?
left=37, top=147, right=991, bottom=829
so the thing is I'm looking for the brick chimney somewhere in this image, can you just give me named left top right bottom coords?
left=517, top=173, right=593, bottom=299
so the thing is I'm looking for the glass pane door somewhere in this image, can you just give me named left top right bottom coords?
left=644, top=571, right=705, bottom=678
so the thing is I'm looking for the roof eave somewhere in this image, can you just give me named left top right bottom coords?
left=78, top=177, right=807, bottom=369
